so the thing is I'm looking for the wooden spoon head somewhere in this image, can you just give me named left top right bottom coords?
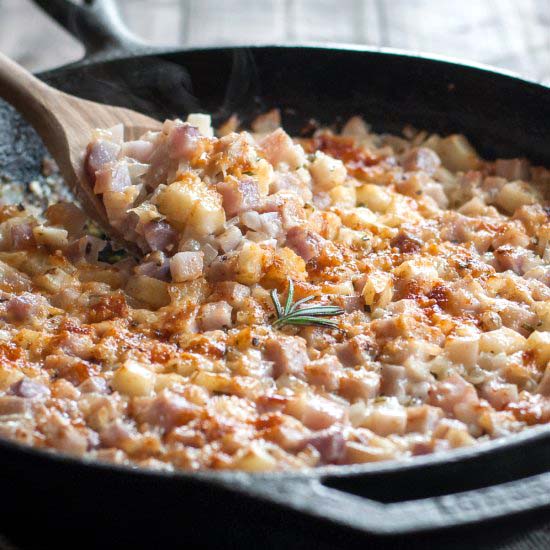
left=56, top=95, right=162, bottom=255
left=0, top=52, right=162, bottom=255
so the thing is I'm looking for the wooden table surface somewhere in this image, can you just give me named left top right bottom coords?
left=1, top=0, right=550, bottom=85
left=0, top=0, right=549, bottom=548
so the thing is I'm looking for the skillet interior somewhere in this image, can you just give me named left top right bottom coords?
left=0, top=45, right=549, bottom=547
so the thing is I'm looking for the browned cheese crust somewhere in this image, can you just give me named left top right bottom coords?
left=0, top=112, right=548, bottom=471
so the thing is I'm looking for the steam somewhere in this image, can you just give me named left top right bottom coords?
left=212, top=48, right=262, bottom=126
left=37, top=1, right=264, bottom=127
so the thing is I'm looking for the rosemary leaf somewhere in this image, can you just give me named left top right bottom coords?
left=289, top=295, right=315, bottom=312
left=270, top=279, right=344, bottom=329
left=270, top=288, right=283, bottom=318
left=284, top=279, right=295, bottom=316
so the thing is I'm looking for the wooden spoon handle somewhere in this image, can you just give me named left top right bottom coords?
left=0, top=52, right=59, bottom=141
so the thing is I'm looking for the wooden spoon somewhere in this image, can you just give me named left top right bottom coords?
left=0, top=52, right=162, bottom=249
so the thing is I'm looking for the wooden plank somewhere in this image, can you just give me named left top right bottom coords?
left=2, top=0, right=550, bottom=84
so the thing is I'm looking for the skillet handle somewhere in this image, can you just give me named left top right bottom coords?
left=225, top=471, right=550, bottom=536
left=31, top=0, right=152, bottom=62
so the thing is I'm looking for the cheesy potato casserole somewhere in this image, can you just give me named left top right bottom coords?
left=0, top=111, right=548, bottom=471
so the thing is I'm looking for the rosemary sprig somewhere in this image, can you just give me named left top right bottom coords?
left=270, top=280, right=345, bottom=329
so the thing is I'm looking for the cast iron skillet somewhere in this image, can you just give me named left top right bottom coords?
left=0, top=1, right=549, bottom=548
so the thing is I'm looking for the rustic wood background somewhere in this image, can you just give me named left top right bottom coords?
left=1, top=0, right=549, bottom=85
left=0, top=1, right=549, bottom=549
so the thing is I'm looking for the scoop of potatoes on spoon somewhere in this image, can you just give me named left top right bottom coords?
left=0, top=51, right=161, bottom=251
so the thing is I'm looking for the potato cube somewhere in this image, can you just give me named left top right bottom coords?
left=322, top=281, right=355, bottom=295
left=33, top=267, right=74, bottom=293
left=262, top=247, right=305, bottom=287
left=392, top=259, right=439, bottom=284
left=233, top=444, right=277, bottom=472
left=361, top=271, right=393, bottom=309
left=126, top=275, right=170, bottom=309
left=361, top=406, right=407, bottom=436
left=309, top=151, right=347, bottom=190
left=156, top=178, right=199, bottom=227
left=437, top=134, right=480, bottom=172
left=254, top=158, right=272, bottom=196
left=112, top=360, right=155, bottom=397
left=339, top=207, right=377, bottom=229
left=170, top=251, right=204, bottom=282
left=187, top=190, right=226, bottom=236
left=32, top=226, right=69, bottom=250
left=103, top=186, right=140, bottom=224
left=356, top=184, right=392, bottom=212
left=526, top=331, right=550, bottom=366
left=533, top=301, right=550, bottom=331
left=479, top=327, right=526, bottom=355
left=445, top=328, right=480, bottom=368
left=343, top=441, right=397, bottom=463
left=495, top=181, right=539, bottom=214
left=186, top=113, right=213, bottom=137
left=236, top=242, right=273, bottom=285
left=329, top=185, right=356, bottom=208
left=157, top=176, right=225, bottom=235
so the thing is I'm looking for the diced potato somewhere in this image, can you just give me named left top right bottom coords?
left=253, top=158, right=273, bottom=196
left=307, top=210, right=342, bottom=240
left=436, top=134, right=480, bottom=172
left=126, top=275, right=170, bottom=309
left=343, top=441, right=397, bottom=463
left=526, top=331, right=550, bottom=366
left=329, top=185, right=356, bottom=208
left=0, top=365, right=23, bottom=391
left=32, top=226, right=68, bottom=250
left=336, top=227, right=372, bottom=249
left=157, top=176, right=226, bottom=235
left=173, top=353, right=210, bottom=377
left=156, top=178, right=199, bottom=227
left=112, top=360, right=155, bottom=397
left=339, top=207, right=377, bottom=229
left=361, top=406, right=407, bottom=436
left=192, top=371, right=231, bottom=393
left=309, top=151, right=347, bottom=190
left=233, top=444, right=277, bottom=472
left=170, top=251, right=203, bottom=282
left=13, top=329, right=47, bottom=356
left=356, top=184, right=392, bottom=212
left=33, top=267, right=74, bottom=293
left=445, top=328, right=480, bottom=368
left=155, top=373, right=186, bottom=391
left=168, top=278, right=210, bottom=307
left=78, top=267, right=125, bottom=289
left=479, top=327, right=526, bottom=355
left=445, top=427, right=476, bottom=448
left=392, top=259, right=439, bottom=284
left=495, top=181, right=539, bottom=214
left=322, top=280, right=355, bottom=296
left=128, top=203, right=163, bottom=226
left=363, top=273, right=393, bottom=310
left=341, top=116, right=370, bottom=138
left=187, top=190, right=226, bottom=236
left=532, top=303, right=550, bottom=331
left=236, top=241, right=273, bottom=285
left=186, top=113, right=213, bottom=137
left=103, top=186, right=140, bottom=223
left=0, top=260, right=32, bottom=292
left=262, top=247, right=306, bottom=287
